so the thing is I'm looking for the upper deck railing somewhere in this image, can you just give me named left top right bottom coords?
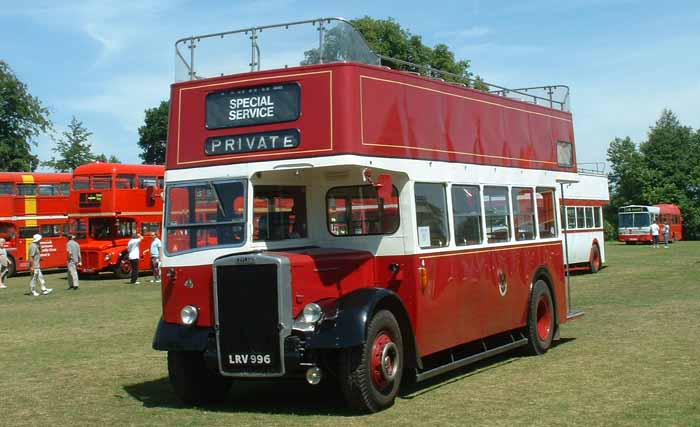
left=175, top=17, right=570, bottom=112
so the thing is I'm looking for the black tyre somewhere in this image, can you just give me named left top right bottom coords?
left=526, top=280, right=555, bottom=355
left=339, top=309, right=403, bottom=413
left=589, top=244, right=601, bottom=273
left=167, top=351, right=232, bottom=405
left=113, top=255, right=131, bottom=279
left=7, top=255, right=16, bottom=278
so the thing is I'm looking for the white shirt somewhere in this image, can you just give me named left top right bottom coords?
left=650, top=223, right=660, bottom=236
left=127, top=237, right=141, bottom=260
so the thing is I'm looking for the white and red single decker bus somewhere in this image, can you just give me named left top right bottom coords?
left=0, top=172, right=71, bottom=276
left=68, top=163, right=164, bottom=277
left=153, top=18, right=585, bottom=412
left=618, top=204, right=682, bottom=244
left=559, top=169, right=610, bottom=273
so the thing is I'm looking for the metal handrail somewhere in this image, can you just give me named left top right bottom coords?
left=577, top=162, right=607, bottom=175
left=175, top=17, right=571, bottom=111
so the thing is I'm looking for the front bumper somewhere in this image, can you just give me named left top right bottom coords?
left=152, top=319, right=312, bottom=377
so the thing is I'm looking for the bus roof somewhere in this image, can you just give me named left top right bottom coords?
left=73, top=163, right=164, bottom=176
left=0, top=172, right=71, bottom=184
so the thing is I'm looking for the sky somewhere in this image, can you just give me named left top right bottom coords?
left=1, top=0, right=699, bottom=171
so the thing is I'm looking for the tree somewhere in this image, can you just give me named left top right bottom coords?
left=303, top=17, right=488, bottom=90
left=137, top=100, right=169, bottom=164
left=0, top=60, right=52, bottom=171
left=42, top=117, right=101, bottom=172
left=607, top=109, right=700, bottom=238
left=94, top=153, right=121, bottom=163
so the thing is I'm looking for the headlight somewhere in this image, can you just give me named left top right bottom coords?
left=302, top=303, right=323, bottom=323
left=180, top=305, right=199, bottom=326
left=104, top=253, right=112, bottom=261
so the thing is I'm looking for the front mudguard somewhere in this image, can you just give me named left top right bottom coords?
left=152, top=318, right=212, bottom=352
left=306, top=287, right=419, bottom=369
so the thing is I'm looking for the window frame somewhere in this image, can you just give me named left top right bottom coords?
left=451, top=184, right=483, bottom=246
left=414, top=182, right=450, bottom=249
left=326, top=184, right=400, bottom=238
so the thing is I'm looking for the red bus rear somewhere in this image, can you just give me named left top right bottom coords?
left=0, top=172, right=71, bottom=276
left=68, top=163, right=164, bottom=278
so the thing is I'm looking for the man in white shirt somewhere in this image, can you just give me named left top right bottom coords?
left=127, top=233, right=143, bottom=284
left=650, top=220, right=660, bottom=248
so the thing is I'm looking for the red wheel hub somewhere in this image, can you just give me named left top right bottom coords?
left=371, top=332, right=398, bottom=390
left=536, top=295, right=552, bottom=341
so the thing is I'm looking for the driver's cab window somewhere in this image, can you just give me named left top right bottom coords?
left=253, top=186, right=307, bottom=241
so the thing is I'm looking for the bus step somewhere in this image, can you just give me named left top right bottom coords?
left=415, top=337, right=528, bottom=383
left=566, top=310, right=585, bottom=320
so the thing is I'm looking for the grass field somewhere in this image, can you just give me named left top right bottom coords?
left=1, top=242, right=699, bottom=426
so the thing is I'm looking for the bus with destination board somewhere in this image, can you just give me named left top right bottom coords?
left=0, top=172, right=71, bottom=277
left=69, top=163, right=164, bottom=278
left=559, top=169, right=609, bottom=273
left=152, top=18, right=589, bottom=413
left=618, top=204, right=682, bottom=244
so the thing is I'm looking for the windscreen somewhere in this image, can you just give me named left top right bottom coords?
left=165, top=180, right=246, bottom=254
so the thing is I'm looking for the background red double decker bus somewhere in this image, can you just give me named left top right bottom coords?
left=69, top=163, right=164, bottom=278
left=0, top=172, right=71, bottom=276
left=153, top=18, right=590, bottom=413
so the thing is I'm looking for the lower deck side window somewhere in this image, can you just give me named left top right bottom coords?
left=484, top=186, right=511, bottom=243
left=327, top=185, right=399, bottom=236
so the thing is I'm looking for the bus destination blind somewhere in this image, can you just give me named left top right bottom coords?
left=206, top=83, right=300, bottom=129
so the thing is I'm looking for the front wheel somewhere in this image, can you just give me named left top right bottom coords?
left=526, top=280, right=555, bottom=355
left=113, top=255, right=132, bottom=279
left=339, top=309, right=404, bottom=413
left=167, top=351, right=232, bottom=405
left=6, top=255, right=16, bottom=278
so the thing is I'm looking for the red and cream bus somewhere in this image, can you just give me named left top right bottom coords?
left=153, top=18, right=586, bottom=412
left=68, top=163, right=164, bottom=277
left=0, top=172, right=71, bottom=276
left=560, top=170, right=609, bottom=273
left=618, top=204, right=682, bottom=243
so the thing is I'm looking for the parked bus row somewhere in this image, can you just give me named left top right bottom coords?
left=0, top=163, right=164, bottom=277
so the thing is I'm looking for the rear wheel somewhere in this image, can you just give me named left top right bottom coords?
left=527, top=280, right=555, bottom=355
left=589, top=244, right=601, bottom=273
left=167, top=351, right=232, bottom=405
left=339, top=309, right=403, bottom=413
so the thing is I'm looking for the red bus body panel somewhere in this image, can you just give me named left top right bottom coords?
left=167, top=63, right=576, bottom=173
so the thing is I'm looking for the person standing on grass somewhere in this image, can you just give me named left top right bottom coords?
left=28, top=234, right=52, bottom=296
left=663, top=220, right=671, bottom=248
left=149, top=232, right=162, bottom=283
left=650, top=219, right=660, bottom=248
left=127, top=232, right=143, bottom=284
left=66, top=234, right=82, bottom=290
left=0, top=238, right=11, bottom=289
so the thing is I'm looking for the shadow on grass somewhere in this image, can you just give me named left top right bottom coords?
left=124, top=339, right=575, bottom=415
left=400, top=337, right=575, bottom=399
left=124, top=377, right=353, bottom=415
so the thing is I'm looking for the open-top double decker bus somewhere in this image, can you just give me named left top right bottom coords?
left=69, top=163, right=164, bottom=278
left=618, top=204, right=682, bottom=244
left=559, top=169, right=610, bottom=273
left=0, top=172, right=71, bottom=276
left=153, top=18, right=587, bottom=412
